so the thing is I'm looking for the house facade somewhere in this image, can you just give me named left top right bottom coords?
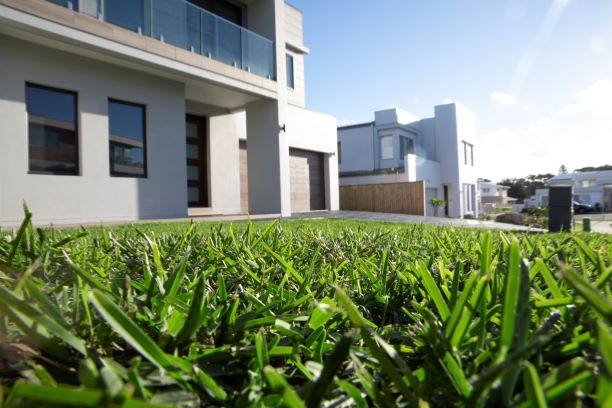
left=0, top=0, right=339, bottom=227
left=478, top=180, right=516, bottom=205
left=547, top=170, right=612, bottom=211
left=338, top=103, right=478, bottom=218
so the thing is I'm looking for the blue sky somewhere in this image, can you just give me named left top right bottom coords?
left=290, top=0, right=612, bottom=182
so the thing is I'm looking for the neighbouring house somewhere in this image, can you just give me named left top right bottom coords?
left=337, top=103, right=479, bottom=218
left=0, top=0, right=339, bottom=227
left=524, top=189, right=550, bottom=209
left=478, top=179, right=517, bottom=208
left=548, top=170, right=612, bottom=211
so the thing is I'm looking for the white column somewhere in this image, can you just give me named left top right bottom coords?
left=245, top=99, right=290, bottom=216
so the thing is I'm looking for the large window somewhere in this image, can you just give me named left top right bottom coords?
left=108, top=99, right=147, bottom=177
left=26, top=83, right=79, bottom=175
left=462, top=141, right=474, bottom=166
left=286, top=54, right=295, bottom=89
left=400, top=136, right=414, bottom=158
left=380, top=135, right=394, bottom=160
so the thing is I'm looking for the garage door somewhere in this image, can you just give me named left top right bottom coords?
left=290, top=148, right=326, bottom=212
left=239, top=144, right=326, bottom=213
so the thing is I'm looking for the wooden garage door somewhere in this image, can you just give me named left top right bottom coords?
left=239, top=141, right=248, bottom=213
left=290, top=148, right=326, bottom=212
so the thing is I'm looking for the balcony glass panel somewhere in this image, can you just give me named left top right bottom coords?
left=45, top=0, right=275, bottom=80
left=105, top=0, right=146, bottom=35
left=48, top=0, right=78, bottom=11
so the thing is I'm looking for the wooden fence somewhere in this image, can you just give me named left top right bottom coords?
left=339, top=181, right=426, bottom=216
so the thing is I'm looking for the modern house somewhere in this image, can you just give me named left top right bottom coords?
left=0, top=0, right=339, bottom=227
left=547, top=170, right=612, bottom=211
left=338, top=103, right=478, bottom=218
left=523, top=170, right=612, bottom=211
left=478, top=179, right=516, bottom=206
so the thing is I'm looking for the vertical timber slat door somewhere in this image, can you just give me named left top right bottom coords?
left=186, top=115, right=209, bottom=207
left=239, top=140, right=248, bottom=213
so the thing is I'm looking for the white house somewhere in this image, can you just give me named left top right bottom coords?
left=338, top=103, right=478, bottom=218
left=0, top=0, right=339, bottom=227
left=478, top=179, right=516, bottom=206
left=548, top=170, right=612, bottom=211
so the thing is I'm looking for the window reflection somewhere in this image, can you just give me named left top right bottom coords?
left=26, top=83, right=79, bottom=175
left=109, top=100, right=147, bottom=177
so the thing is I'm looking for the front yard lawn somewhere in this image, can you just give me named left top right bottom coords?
left=1, top=213, right=611, bottom=407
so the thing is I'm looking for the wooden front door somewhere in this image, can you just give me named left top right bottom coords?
left=443, top=185, right=449, bottom=217
left=186, top=115, right=208, bottom=207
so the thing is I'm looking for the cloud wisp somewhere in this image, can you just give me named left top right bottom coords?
left=490, top=92, right=518, bottom=106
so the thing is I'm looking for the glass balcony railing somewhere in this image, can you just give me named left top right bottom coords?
left=47, top=0, right=276, bottom=80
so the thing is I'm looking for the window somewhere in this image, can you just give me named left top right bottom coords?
left=399, top=136, right=414, bottom=158
left=108, top=99, right=147, bottom=177
left=579, top=179, right=596, bottom=188
left=462, top=141, right=474, bottom=166
left=286, top=54, right=294, bottom=89
left=463, top=183, right=475, bottom=213
left=26, top=83, right=79, bottom=175
left=380, top=136, right=394, bottom=160
left=483, top=188, right=490, bottom=193
left=337, top=141, right=342, bottom=164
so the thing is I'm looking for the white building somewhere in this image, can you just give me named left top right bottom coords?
left=548, top=170, right=612, bottom=210
left=478, top=179, right=516, bottom=206
left=0, top=0, right=339, bottom=227
left=338, top=103, right=478, bottom=218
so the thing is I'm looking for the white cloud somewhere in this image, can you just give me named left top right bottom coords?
left=336, top=118, right=361, bottom=127
left=478, top=79, right=612, bottom=181
left=561, top=78, right=612, bottom=115
left=490, top=92, right=518, bottom=106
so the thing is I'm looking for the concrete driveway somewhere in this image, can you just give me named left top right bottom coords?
left=290, top=211, right=544, bottom=232
left=575, top=213, right=612, bottom=234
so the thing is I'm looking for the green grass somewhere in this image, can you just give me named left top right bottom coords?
left=0, top=210, right=611, bottom=407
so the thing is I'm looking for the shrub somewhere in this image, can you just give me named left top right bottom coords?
left=495, top=212, right=525, bottom=225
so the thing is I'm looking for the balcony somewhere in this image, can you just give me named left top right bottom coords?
left=46, top=0, right=276, bottom=80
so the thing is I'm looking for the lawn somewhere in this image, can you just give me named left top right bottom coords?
left=0, top=210, right=611, bottom=407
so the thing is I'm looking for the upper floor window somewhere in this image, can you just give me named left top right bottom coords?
left=380, top=135, right=394, bottom=160
left=189, top=0, right=244, bottom=26
left=109, top=99, right=147, bottom=177
left=337, top=141, right=342, bottom=164
left=26, top=83, right=79, bottom=175
left=579, top=179, right=596, bottom=188
left=286, top=54, right=295, bottom=89
left=483, top=188, right=490, bottom=193
left=462, top=141, right=474, bottom=166
left=400, top=136, right=414, bottom=158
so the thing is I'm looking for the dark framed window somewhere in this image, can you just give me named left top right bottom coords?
left=337, top=141, right=341, bottom=164
left=400, top=136, right=414, bottom=158
left=108, top=99, right=147, bottom=177
left=286, top=54, right=295, bottom=89
left=26, top=83, right=79, bottom=175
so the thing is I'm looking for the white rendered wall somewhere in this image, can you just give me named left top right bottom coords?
left=433, top=104, right=462, bottom=217
left=0, top=36, right=187, bottom=227
left=338, top=125, right=375, bottom=173
left=285, top=104, right=339, bottom=211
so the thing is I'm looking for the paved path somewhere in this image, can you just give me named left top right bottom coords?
left=575, top=214, right=612, bottom=234
left=288, top=211, right=544, bottom=232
